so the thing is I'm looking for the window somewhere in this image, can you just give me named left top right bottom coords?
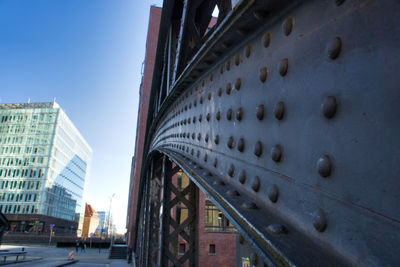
left=205, top=199, right=236, bottom=232
left=209, top=244, right=216, bottom=255
left=179, top=243, right=186, bottom=255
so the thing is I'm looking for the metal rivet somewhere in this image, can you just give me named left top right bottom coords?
left=235, top=53, right=241, bottom=66
left=268, top=185, right=279, bottom=203
left=251, top=176, right=260, bottom=192
left=317, top=155, right=332, bottom=177
left=237, top=138, right=245, bottom=152
left=266, top=224, right=287, bottom=235
left=256, top=105, right=265, bottom=120
left=205, top=134, right=209, bottom=143
left=226, top=189, right=239, bottom=197
left=235, top=78, right=241, bottom=90
left=250, top=252, right=258, bottom=265
left=227, top=136, right=234, bottom=149
left=245, top=45, right=251, bottom=58
left=279, top=58, right=289, bottom=76
left=226, top=109, right=233, bottom=120
left=226, top=60, right=231, bottom=71
left=213, top=158, right=218, bottom=167
left=206, top=113, right=211, bottom=121
left=216, top=111, right=221, bottom=121
left=236, top=108, right=243, bottom=121
left=197, top=133, right=201, bottom=141
left=282, top=17, right=294, bottom=36
left=218, top=87, right=223, bottom=97
left=239, top=170, right=246, bottom=184
left=312, top=209, right=327, bottom=232
left=214, top=135, right=219, bottom=145
left=271, top=145, right=282, bottom=162
left=254, top=141, right=262, bottom=157
left=259, top=67, right=268, bottom=83
left=263, top=32, right=271, bottom=48
left=274, top=101, right=285, bottom=120
left=242, top=202, right=257, bottom=209
left=226, top=83, right=232, bottom=95
left=327, top=37, right=342, bottom=60
left=321, top=96, right=337, bottom=118
left=335, top=0, right=345, bottom=5
left=228, top=164, right=235, bottom=177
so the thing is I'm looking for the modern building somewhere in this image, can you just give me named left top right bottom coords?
left=0, top=102, right=92, bottom=234
left=126, top=6, right=236, bottom=266
left=82, top=203, right=99, bottom=237
left=95, top=210, right=106, bottom=236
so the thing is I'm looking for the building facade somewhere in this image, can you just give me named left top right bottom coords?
left=82, top=203, right=99, bottom=238
left=0, top=102, right=92, bottom=234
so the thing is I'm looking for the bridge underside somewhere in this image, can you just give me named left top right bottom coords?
left=134, top=0, right=400, bottom=266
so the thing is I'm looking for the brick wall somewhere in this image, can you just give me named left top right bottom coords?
left=126, top=6, right=162, bottom=248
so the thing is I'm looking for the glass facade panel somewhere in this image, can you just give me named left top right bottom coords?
left=0, top=102, right=92, bottom=224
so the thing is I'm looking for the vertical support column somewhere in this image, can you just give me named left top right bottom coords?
left=158, top=155, right=168, bottom=266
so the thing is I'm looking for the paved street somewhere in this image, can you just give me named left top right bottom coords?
left=0, top=245, right=132, bottom=267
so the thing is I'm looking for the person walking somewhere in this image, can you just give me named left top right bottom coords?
left=80, top=239, right=85, bottom=252
left=75, top=240, right=79, bottom=253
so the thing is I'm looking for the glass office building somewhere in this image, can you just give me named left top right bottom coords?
left=0, top=102, right=92, bottom=234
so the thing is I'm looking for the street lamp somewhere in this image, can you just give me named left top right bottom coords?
left=107, top=193, right=115, bottom=239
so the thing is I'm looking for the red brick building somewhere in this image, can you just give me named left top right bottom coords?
left=126, top=5, right=236, bottom=266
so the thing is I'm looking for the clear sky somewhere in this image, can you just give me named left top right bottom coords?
left=0, top=0, right=163, bottom=234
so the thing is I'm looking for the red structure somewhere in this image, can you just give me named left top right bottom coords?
left=126, top=5, right=162, bottom=248
left=126, top=5, right=236, bottom=266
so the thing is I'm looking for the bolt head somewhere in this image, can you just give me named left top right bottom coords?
left=327, top=37, right=342, bottom=60
left=268, top=185, right=279, bottom=203
left=271, top=145, right=282, bottom=162
left=312, top=209, right=327, bottom=232
left=317, top=155, right=332, bottom=177
left=321, top=96, right=337, bottom=119
left=279, top=58, right=289, bottom=76
left=256, top=105, right=265, bottom=120
left=274, top=101, right=285, bottom=120
left=251, top=176, right=260, bottom=192
left=282, top=17, right=294, bottom=36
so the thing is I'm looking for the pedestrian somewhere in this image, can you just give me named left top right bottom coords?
left=80, top=239, right=85, bottom=252
left=75, top=240, right=79, bottom=253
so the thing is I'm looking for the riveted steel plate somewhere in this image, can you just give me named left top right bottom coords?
left=145, top=0, right=400, bottom=265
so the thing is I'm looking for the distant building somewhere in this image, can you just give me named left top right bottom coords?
left=95, top=211, right=106, bottom=236
left=82, top=203, right=99, bottom=237
left=0, top=102, right=92, bottom=235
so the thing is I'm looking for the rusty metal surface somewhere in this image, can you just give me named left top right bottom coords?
left=136, top=0, right=400, bottom=265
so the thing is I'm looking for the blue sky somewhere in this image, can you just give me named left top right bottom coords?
left=0, top=0, right=163, bottom=233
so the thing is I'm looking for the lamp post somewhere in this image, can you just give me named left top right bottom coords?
left=107, top=193, right=115, bottom=239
